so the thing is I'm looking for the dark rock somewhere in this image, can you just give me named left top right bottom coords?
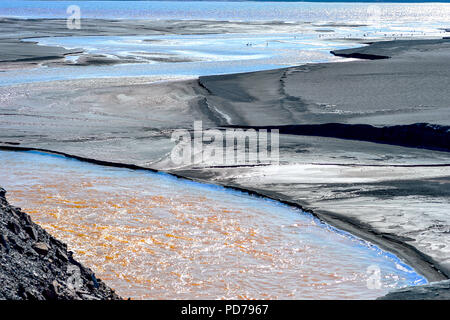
left=8, top=237, right=24, bottom=253
left=18, top=285, right=40, bottom=300
left=32, top=242, right=49, bottom=256
left=55, top=248, right=68, bottom=262
left=90, top=274, right=100, bottom=289
left=0, top=186, right=121, bottom=300
left=24, top=225, right=38, bottom=241
left=42, top=286, right=57, bottom=300
left=0, top=234, right=10, bottom=252
left=80, top=293, right=100, bottom=300
left=21, top=214, right=32, bottom=226
left=7, top=221, right=21, bottom=235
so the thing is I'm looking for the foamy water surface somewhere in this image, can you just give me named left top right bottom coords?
left=0, top=151, right=427, bottom=299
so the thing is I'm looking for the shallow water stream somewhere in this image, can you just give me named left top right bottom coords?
left=0, top=151, right=426, bottom=299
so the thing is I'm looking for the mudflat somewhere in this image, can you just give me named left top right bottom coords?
left=0, top=19, right=449, bottom=285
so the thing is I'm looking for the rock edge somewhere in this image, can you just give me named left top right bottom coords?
left=0, top=187, right=121, bottom=300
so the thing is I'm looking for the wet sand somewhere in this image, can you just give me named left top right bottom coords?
left=0, top=18, right=338, bottom=69
left=180, top=39, right=450, bottom=281
left=0, top=19, right=449, bottom=288
left=199, top=39, right=450, bottom=127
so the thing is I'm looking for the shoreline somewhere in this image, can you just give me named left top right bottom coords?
left=1, top=145, right=447, bottom=285
left=0, top=185, right=121, bottom=300
left=185, top=39, right=450, bottom=282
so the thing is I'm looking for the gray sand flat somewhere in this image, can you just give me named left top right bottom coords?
left=0, top=20, right=449, bottom=286
left=189, top=39, right=450, bottom=281
left=0, top=40, right=79, bottom=63
left=0, top=18, right=315, bottom=65
left=379, top=279, right=450, bottom=300
left=200, top=39, right=450, bottom=126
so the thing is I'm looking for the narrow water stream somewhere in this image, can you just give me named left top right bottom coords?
left=0, top=150, right=426, bottom=299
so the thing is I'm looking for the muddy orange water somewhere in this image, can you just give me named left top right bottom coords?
left=0, top=151, right=426, bottom=299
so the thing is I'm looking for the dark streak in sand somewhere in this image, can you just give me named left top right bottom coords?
left=223, top=123, right=450, bottom=152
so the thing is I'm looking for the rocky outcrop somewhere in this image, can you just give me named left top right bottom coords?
left=379, top=280, right=450, bottom=300
left=0, top=187, right=121, bottom=300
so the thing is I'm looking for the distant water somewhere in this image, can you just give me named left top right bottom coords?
left=1, top=2, right=450, bottom=86
left=1, top=33, right=353, bottom=86
left=0, top=150, right=427, bottom=299
left=2, top=1, right=450, bottom=23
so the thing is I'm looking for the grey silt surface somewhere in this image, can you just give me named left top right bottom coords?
left=0, top=20, right=449, bottom=287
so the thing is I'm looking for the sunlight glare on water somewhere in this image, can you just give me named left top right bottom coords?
left=0, top=151, right=426, bottom=299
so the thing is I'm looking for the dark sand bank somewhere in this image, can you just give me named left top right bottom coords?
left=379, top=279, right=450, bottom=300
left=223, top=123, right=450, bottom=152
left=190, top=39, right=450, bottom=281
left=0, top=40, right=80, bottom=63
left=0, top=19, right=449, bottom=297
left=331, top=39, right=450, bottom=59
left=0, top=187, right=120, bottom=300
left=199, top=39, right=450, bottom=126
